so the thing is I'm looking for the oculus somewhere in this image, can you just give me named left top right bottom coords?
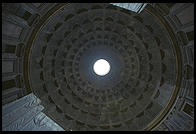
left=93, top=59, right=110, bottom=76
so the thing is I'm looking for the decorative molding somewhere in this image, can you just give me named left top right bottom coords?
left=110, top=3, right=147, bottom=13
left=2, top=93, right=64, bottom=131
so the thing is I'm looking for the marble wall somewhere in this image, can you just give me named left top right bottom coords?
left=2, top=93, right=64, bottom=131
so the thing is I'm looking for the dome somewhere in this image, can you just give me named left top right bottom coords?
left=2, top=3, right=194, bottom=131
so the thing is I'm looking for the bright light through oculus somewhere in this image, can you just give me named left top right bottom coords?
left=93, top=59, right=110, bottom=76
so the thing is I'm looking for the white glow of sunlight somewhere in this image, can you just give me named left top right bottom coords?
left=93, top=59, right=110, bottom=76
